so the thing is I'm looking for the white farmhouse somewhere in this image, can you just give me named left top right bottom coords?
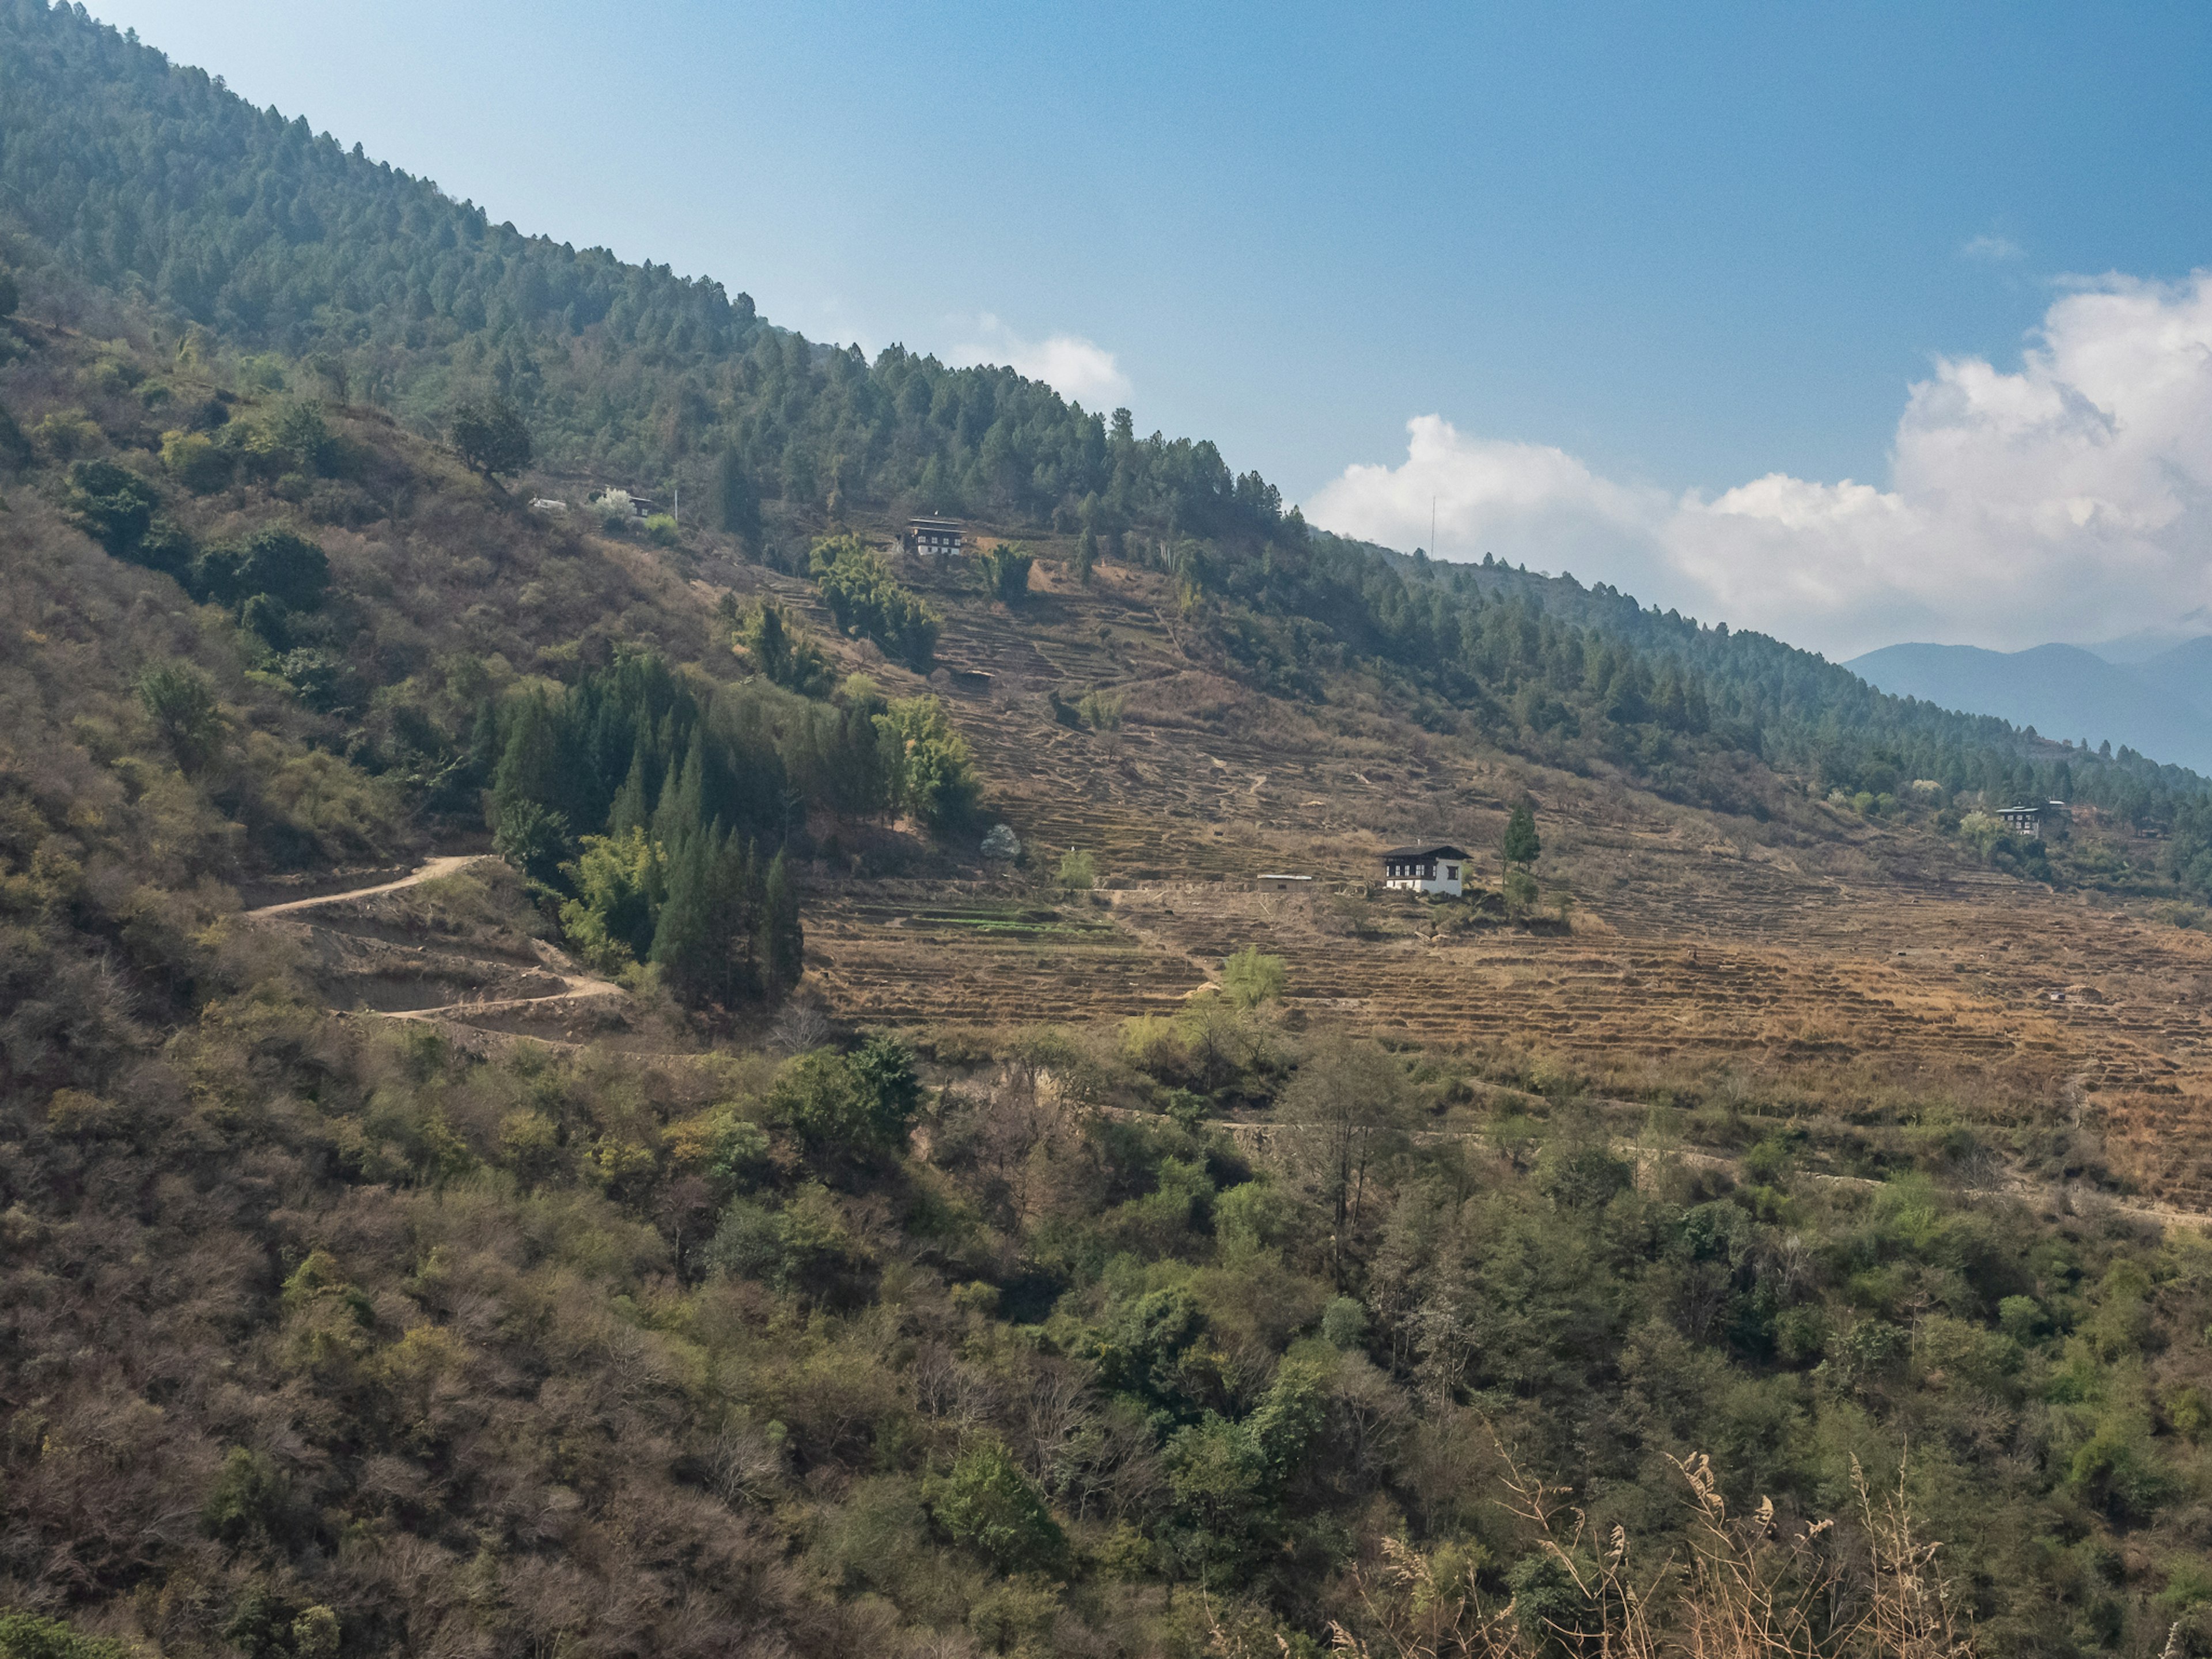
left=1381, top=842, right=1468, bottom=896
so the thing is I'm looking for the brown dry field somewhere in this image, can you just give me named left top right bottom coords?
left=722, top=540, right=2212, bottom=1213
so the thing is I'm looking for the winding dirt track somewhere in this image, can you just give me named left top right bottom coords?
left=245, top=855, right=489, bottom=916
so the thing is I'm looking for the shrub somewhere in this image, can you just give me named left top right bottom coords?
left=643, top=512, right=679, bottom=547
left=0, top=1612, right=130, bottom=1659
left=1077, top=691, right=1122, bottom=732
left=161, top=427, right=235, bottom=491
left=1221, top=945, right=1287, bottom=1009
left=1057, top=847, right=1098, bottom=891
left=1503, top=866, right=1539, bottom=913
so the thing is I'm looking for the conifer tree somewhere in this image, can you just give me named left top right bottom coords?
left=760, top=851, right=803, bottom=996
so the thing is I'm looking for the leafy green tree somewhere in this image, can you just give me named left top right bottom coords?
left=0, top=400, right=31, bottom=473
left=560, top=827, right=665, bottom=971
left=491, top=801, right=569, bottom=890
left=927, top=1440, right=1065, bottom=1574
left=191, top=526, right=329, bottom=611
left=137, top=662, right=224, bottom=775
left=203, top=1446, right=290, bottom=1546
left=980, top=541, right=1034, bottom=603
left=849, top=1035, right=921, bottom=1138
left=1077, top=691, right=1122, bottom=732
left=1502, top=801, right=1541, bottom=868
left=737, top=600, right=832, bottom=697
left=809, top=535, right=940, bottom=668
left=1221, top=945, right=1287, bottom=1010
left=1057, top=847, right=1098, bottom=891
left=448, top=393, right=532, bottom=479
left=769, top=1041, right=916, bottom=1161
left=62, top=459, right=161, bottom=559
left=876, top=695, right=980, bottom=830
left=263, top=399, right=334, bottom=474
left=1074, top=525, right=1098, bottom=585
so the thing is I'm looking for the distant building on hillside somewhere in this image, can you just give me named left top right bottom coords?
left=1997, top=801, right=2071, bottom=839
left=905, top=516, right=963, bottom=560
left=1381, top=843, right=1468, bottom=896
left=1257, top=873, right=1313, bottom=892
left=589, top=488, right=657, bottom=517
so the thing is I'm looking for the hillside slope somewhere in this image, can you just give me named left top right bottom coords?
left=7, top=9, right=2212, bottom=1658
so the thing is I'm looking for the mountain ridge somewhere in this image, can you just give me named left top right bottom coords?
left=1849, top=635, right=2212, bottom=774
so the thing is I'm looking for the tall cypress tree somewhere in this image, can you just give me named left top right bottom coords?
left=760, top=850, right=802, bottom=997
left=608, top=741, right=651, bottom=838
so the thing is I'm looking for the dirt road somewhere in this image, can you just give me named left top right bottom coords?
left=245, top=855, right=489, bottom=916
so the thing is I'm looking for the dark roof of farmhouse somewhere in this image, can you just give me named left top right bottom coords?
left=1382, top=843, right=1468, bottom=859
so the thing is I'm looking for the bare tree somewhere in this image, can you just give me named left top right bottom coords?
left=1279, top=1038, right=1415, bottom=1270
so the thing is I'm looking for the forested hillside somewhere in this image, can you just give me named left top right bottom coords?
left=7, top=5, right=2212, bottom=1659
left=7, top=0, right=2209, bottom=900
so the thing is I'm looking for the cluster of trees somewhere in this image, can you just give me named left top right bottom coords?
left=486, top=652, right=844, bottom=1008
left=486, top=648, right=983, bottom=1004
left=807, top=534, right=939, bottom=669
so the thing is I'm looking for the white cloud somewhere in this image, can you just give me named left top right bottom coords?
left=948, top=313, right=1132, bottom=407
left=1305, top=271, right=2212, bottom=658
left=1961, top=232, right=2025, bottom=262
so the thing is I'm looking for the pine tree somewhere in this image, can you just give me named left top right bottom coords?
left=760, top=850, right=802, bottom=997
left=608, top=742, right=651, bottom=837
left=1502, top=801, right=1541, bottom=868
left=650, top=828, right=718, bottom=1004
left=652, top=729, right=707, bottom=847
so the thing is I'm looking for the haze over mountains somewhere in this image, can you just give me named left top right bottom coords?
left=1848, top=635, right=2212, bottom=774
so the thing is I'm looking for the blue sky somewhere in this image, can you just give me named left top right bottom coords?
left=88, top=2, right=2212, bottom=654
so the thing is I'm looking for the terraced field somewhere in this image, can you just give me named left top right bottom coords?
left=713, top=540, right=2212, bottom=1206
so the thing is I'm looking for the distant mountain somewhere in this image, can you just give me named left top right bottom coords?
left=1847, top=638, right=2212, bottom=773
